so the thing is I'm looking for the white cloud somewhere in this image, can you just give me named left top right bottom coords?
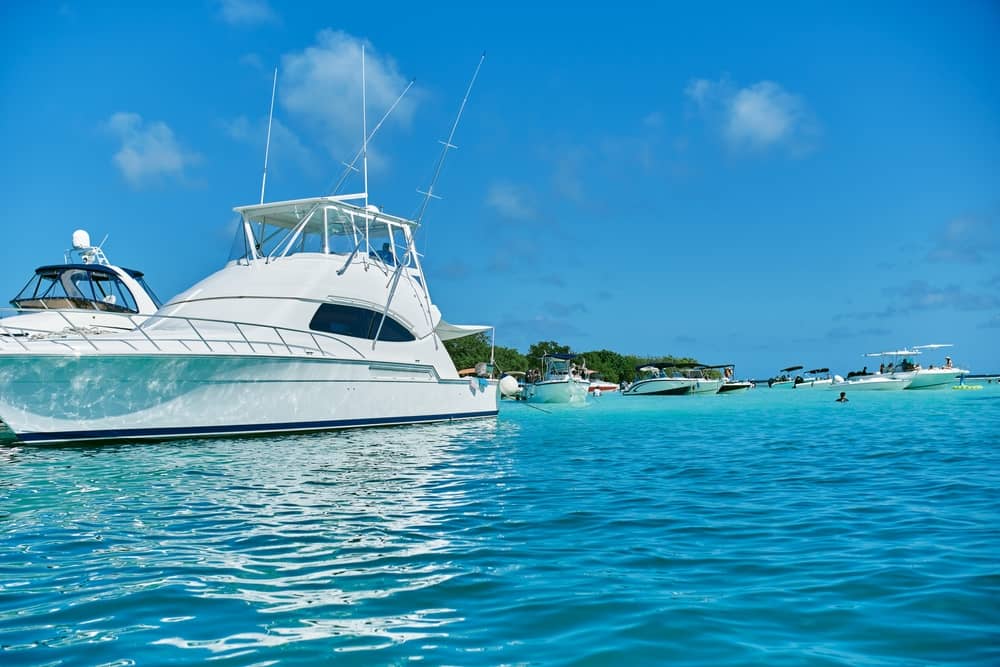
left=486, top=181, right=535, bottom=220
left=280, top=30, right=415, bottom=165
left=217, top=0, right=278, bottom=26
left=686, top=77, right=816, bottom=153
left=105, top=112, right=199, bottom=187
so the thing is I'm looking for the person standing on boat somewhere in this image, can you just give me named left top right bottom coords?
left=945, top=356, right=953, bottom=368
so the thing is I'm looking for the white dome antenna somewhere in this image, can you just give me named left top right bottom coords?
left=72, top=229, right=91, bottom=249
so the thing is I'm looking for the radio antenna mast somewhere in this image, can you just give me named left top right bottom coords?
left=414, top=52, right=485, bottom=224
left=332, top=78, right=415, bottom=195
left=259, top=66, right=278, bottom=204
left=361, top=46, right=369, bottom=209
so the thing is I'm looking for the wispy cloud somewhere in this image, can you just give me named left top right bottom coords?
left=216, top=0, right=278, bottom=26
left=105, top=112, right=200, bottom=187
left=542, top=301, right=587, bottom=317
left=486, top=181, right=535, bottom=221
left=280, top=30, right=415, bottom=166
left=926, top=216, right=998, bottom=264
left=686, top=77, right=818, bottom=154
left=839, top=279, right=1000, bottom=320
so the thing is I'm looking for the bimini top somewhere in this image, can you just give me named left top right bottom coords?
left=543, top=353, right=578, bottom=360
left=806, top=368, right=830, bottom=374
left=234, top=195, right=415, bottom=230
left=865, top=349, right=920, bottom=357
left=780, top=365, right=804, bottom=372
left=635, top=361, right=698, bottom=371
left=34, top=264, right=147, bottom=279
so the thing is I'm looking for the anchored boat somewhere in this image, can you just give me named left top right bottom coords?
left=0, top=195, right=498, bottom=444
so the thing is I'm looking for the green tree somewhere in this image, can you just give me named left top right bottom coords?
left=443, top=333, right=491, bottom=372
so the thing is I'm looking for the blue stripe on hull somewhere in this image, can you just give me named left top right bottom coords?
left=11, top=410, right=500, bottom=445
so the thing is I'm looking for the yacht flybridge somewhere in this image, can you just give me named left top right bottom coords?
left=0, top=194, right=498, bottom=444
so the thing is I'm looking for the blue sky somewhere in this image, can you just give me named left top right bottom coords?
left=2, top=1, right=997, bottom=377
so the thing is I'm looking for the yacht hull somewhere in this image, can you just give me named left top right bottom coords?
left=793, top=378, right=833, bottom=389
left=0, top=354, right=498, bottom=444
left=689, top=378, right=723, bottom=394
left=836, top=376, right=907, bottom=391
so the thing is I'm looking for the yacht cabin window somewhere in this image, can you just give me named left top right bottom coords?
left=309, top=303, right=416, bottom=342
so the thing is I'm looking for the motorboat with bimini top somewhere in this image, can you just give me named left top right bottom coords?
left=793, top=368, right=833, bottom=389
left=522, top=353, right=590, bottom=403
left=768, top=365, right=803, bottom=389
left=0, top=230, right=161, bottom=336
left=0, top=194, right=499, bottom=444
left=861, top=345, right=969, bottom=390
left=623, top=362, right=695, bottom=396
left=708, top=364, right=754, bottom=394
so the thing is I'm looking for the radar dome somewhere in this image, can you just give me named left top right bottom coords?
left=72, top=229, right=91, bottom=249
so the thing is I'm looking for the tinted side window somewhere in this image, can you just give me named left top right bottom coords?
left=309, top=304, right=415, bottom=342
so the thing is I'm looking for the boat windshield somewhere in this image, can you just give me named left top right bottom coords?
left=235, top=199, right=414, bottom=270
left=11, top=266, right=140, bottom=313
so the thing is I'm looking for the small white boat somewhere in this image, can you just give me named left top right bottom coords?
left=1, top=230, right=161, bottom=336
left=623, top=363, right=693, bottom=396
left=523, top=354, right=590, bottom=403
left=794, top=367, right=833, bottom=389
left=585, top=370, right=618, bottom=394
left=768, top=365, right=803, bottom=389
left=709, top=364, right=754, bottom=394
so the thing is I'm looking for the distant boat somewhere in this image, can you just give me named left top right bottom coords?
left=768, top=365, right=803, bottom=389
left=584, top=370, right=618, bottom=394
left=522, top=353, right=590, bottom=403
left=861, top=345, right=969, bottom=390
left=1, top=230, right=161, bottom=336
left=623, top=362, right=696, bottom=396
left=793, top=368, right=833, bottom=389
left=707, top=364, right=754, bottom=394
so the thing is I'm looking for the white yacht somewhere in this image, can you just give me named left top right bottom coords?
left=0, top=195, right=499, bottom=444
left=522, top=354, right=590, bottom=403
left=622, top=363, right=694, bottom=396
left=1, top=230, right=161, bottom=335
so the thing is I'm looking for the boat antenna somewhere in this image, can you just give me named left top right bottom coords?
left=331, top=78, right=415, bottom=195
left=414, top=51, right=485, bottom=225
left=260, top=66, right=278, bottom=204
left=361, top=45, right=369, bottom=209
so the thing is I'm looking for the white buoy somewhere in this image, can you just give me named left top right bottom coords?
left=499, top=375, right=520, bottom=397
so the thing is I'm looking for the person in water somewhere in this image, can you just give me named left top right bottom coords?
left=836, top=391, right=848, bottom=402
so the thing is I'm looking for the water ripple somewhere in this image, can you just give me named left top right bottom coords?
left=2, top=391, right=999, bottom=664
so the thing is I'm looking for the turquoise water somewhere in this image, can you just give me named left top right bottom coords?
left=2, top=386, right=999, bottom=665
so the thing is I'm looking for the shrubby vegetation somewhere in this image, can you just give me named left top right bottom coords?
left=444, top=334, right=702, bottom=383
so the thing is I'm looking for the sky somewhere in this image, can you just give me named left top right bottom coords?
left=1, top=0, right=998, bottom=378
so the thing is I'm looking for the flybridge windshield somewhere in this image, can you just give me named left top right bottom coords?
left=231, top=198, right=415, bottom=268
